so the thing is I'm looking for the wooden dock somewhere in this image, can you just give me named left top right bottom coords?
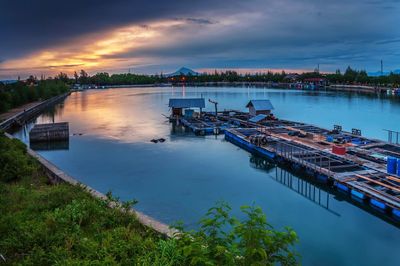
left=29, top=122, right=69, bottom=142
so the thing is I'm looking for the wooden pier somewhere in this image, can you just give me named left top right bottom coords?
left=29, top=122, right=69, bottom=142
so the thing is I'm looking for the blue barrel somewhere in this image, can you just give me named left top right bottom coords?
left=393, top=208, right=400, bottom=220
left=387, top=157, right=397, bottom=174
left=351, top=189, right=365, bottom=200
left=184, top=109, right=194, bottom=118
left=397, top=159, right=400, bottom=176
left=370, top=198, right=386, bottom=210
left=336, top=183, right=349, bottom=193
left=326, top=136, right=334, bottom=142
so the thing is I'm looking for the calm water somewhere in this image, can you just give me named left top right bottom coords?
left=14, top=87, right=400, bottom=266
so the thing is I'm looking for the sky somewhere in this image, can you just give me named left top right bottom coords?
left=0, top=0, right=399, bottom=79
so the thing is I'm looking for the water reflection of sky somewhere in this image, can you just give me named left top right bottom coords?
left=13, top=87, right=400, bottom=266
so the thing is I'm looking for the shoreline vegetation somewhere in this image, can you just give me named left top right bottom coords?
left=0, top=78, right=69, bottom=114
left=0, top=133, right=299, bottom=265
left=70, top=67, right=400, bottom=86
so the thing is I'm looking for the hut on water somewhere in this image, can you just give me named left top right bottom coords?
left=246, top=100, right=274, bottom=116
left=168, top=98, right=205, bottom=117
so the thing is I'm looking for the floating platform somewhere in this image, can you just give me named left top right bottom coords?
left=224, top=125, right=400, bottom=221
left=29, top=122, right=69, bottom=142
left=167, top=101, right=400, bottom=221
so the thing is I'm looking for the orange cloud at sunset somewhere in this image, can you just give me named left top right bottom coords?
left=0, top=19, right=189, bottom=78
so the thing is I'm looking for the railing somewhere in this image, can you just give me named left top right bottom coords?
left=384, top=129, right=400, bottom=145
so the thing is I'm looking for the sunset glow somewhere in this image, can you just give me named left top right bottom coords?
left=1, top=22, right=171, bottom=76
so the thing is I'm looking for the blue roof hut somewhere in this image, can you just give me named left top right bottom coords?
left=168, top=98, right=205, bottom=117
left=246, top=100, right=274, bottom=116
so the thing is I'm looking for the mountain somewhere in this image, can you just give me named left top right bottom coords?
left=165, top=67, right=199, bottom=77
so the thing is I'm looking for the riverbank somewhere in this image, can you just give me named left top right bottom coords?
left=0, top=133, right=181, bottom=264
left=327, top=84, right=389, bottom=94
left=165, top=81, right=394, bottom=95
left=73, top=80, right=397, bottom=98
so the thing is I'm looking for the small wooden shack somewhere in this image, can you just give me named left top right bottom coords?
left=168, top=98, right=205, bottom=116
left=246, top=100, right=274, bottom=116
left=29, top=122, right=69, bottom=142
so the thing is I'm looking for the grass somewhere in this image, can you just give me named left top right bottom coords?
left=0, top=173, right=182, bottom=265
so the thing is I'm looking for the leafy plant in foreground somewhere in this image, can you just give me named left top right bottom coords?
left=174, top=202, right=299, bottom=266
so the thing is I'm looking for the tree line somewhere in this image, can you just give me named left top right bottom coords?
left=175, top=67, right=400, bottom=86
left=68, top=67, right=400, bottom=87
left=0, top=77, right=69, bottom=113
left=71, top=70, right=159, bottom=85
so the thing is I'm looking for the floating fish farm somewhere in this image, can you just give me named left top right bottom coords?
left=168, top=98, right=400, bottom=221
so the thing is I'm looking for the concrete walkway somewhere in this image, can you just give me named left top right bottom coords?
left=0, top=101, right=42, bottom=122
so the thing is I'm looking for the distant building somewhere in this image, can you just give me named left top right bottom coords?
left=304, top=78, right=327, bottom=87
left=168, top=98, right=205, bottom=116
left=246, top=100, right=274, bottom=116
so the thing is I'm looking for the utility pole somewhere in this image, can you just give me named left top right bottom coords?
left=381, top=60, right=383, bottom=75
left=208, top=99, right=218, bottom=117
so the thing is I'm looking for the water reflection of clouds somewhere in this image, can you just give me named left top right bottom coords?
left=37, top=89, right=171, bottom=143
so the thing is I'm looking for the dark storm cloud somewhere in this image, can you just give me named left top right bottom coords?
left=1, top=0, right=400, bottom=73
left=0, top=64, right=85, bottom=71
left=179, top=18, right=216, bottom=25
left=99, top=0, right=400, bottom=71
left=0, top=0, right=239, bottom=60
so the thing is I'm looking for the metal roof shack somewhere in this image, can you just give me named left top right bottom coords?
left=169, top=98, right=205, bottom=116
left=246, top=100, right=274, bottom=116
left=169, top=98, right=205, bottom=108
left=249, top=114, right=268, bottom=123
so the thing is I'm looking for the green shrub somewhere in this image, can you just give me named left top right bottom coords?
left=0, top=133, right=37, bottom=182
left=174, top=202, right=299, bottom=266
